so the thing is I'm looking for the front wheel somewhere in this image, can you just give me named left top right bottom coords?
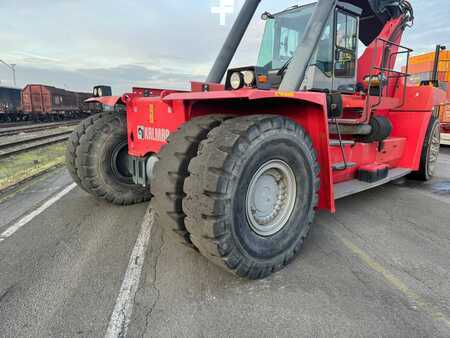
left=409, top=115, right=440, bottom=181
left=150, top=115, right=232, bottom=247
left=68, top=112, right=151, bottom=205
left=183, top=115, right=320, bottom=279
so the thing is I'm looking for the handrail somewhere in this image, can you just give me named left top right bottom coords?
left=365, top=37, right=412, bottom=117
left=376, top=37, right=413, bottom=52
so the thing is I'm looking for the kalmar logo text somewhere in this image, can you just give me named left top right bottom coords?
left=137, top=126, right=170, bottom=142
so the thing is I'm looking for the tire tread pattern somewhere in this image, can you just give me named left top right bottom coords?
left=65, top=113, right=105, bottom=192
left=184, top=115, right=320, bottom=279
left=151, top=115, right=232, bottom=246
left=409, top=115, right=440, bottom=181
left=74, top=112, right=151, bottom=205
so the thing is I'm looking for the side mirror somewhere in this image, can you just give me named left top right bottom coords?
left=261, top=11, right=274, bottom=20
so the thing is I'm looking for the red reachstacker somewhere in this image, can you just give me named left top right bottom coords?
left=67, top=0, right=446, bottom=279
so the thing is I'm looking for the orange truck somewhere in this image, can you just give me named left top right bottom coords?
left=407, top=46, right=450, bottom=144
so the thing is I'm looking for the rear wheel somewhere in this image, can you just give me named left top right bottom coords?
left=66, top=113, right=104, bottom=192
left=183, top=115, right=320, bottom=279
left=72, top=112, right=151, bottom=205
left=409, top=115, right=440, bottom=181
left=151, top=115, right=232, bottom=246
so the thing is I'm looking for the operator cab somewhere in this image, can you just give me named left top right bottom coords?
left=226, top=1, right=362, bottom=93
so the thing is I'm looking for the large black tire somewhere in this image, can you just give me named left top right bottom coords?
left=183, top=115, right=320, bottom=279
left=73, top=112, right=151, bottom=205
left=66, top=114, right=104, bottom=192
left=151, top=115, right=231, bottom=247
left=409, top=115, right=440, bottom=181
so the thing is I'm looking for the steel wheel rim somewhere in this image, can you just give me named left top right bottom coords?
left=111, top=139, right=132, bottom=182
left=246, top=160, right=297, bottom=237
left=428, top=123, right=441, bottom=176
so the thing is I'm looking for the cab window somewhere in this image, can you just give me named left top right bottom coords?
left=310, top=15, right=333, bottom=77
left=335, top=11, right=358, bottom=77
left=257, top=4, right=315, bottom=70
left=279, top=27, right=299, bottom=60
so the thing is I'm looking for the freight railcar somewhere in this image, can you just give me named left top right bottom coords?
left=21, top=84, right=98, bottom=121
left=0, top=86, right=22, bottom=122
left=0, top=84, right=111, bottom=123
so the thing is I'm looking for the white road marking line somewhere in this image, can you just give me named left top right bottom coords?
left=105, top=207, right=154, bottom=338
left=0, top=183, right=76, bottom=243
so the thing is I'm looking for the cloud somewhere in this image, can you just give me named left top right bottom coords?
left=1, top=0, right=449, bottom=93
left=0, top=63, right=204, bottom=94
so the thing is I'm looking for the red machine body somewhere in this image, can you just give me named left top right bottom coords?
left=125, top=89, right=444, bottom=212
left=123, top=6, right=446, bottom=213
left=64, top=0, right=447, bottom=279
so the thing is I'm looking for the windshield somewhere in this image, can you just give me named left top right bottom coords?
left=257, top=4, right=316, bottom=70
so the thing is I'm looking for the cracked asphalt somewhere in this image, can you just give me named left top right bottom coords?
left=0, top=148, right=450, bottom=338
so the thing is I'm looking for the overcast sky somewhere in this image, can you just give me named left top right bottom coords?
left=1, top=0, right=449, bottom=94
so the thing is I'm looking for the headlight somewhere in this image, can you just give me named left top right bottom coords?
left=93, top=88, right=98, bottom=96
left=98, top=88, right=103, bottom=97
left=230, top=72, right=243, bottom=90
left=242, top=71, right=255, bottom=86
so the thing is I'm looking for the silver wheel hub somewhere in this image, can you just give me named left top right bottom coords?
left=246, top=160, right=297, bottom=237
left=428, top=123, right=441, bottom=176
left=146, top=155, right=159, bottom=180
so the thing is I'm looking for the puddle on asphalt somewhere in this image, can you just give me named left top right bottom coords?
left=428, top=180, right=450, bottom=196
left=394, top=179, right=450, bottom=197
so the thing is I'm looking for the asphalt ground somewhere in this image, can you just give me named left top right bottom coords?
left=0, top=147, right=449, bottom=338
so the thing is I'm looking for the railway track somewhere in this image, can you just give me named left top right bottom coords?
left=0, top=122, right=77, bottom=159
left=0, top=122, right=34, bottom=129
left=0, top=121, right=80, bottom=137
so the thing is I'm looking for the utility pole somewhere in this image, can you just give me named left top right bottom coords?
left=0, top=59, right=17, bottom=87
left=11, top=64, right=16, bottom=87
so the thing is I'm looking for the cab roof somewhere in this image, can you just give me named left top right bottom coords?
left=273, top=0, right=413, bottom=46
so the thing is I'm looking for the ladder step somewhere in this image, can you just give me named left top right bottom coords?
left=332, top=162, right=357, bottom=171
left=334, top=168, right=412, bottom=199
left=330, top=140, right=356, bottom=147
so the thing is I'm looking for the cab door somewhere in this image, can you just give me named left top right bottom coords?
left=332, top=9, right=359, bottom=91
